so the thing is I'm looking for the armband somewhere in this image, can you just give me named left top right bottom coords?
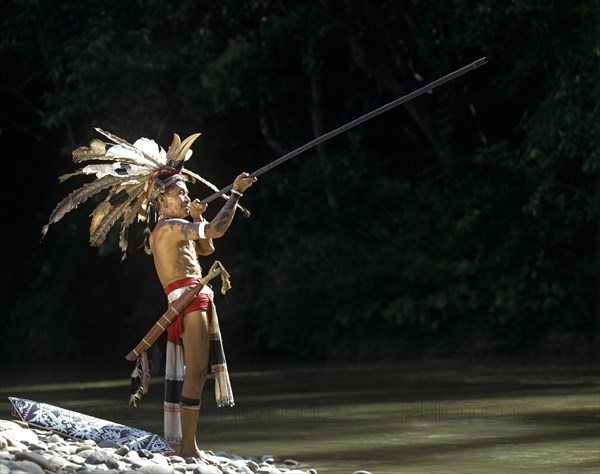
left=197, top=221, right=207, bottom=239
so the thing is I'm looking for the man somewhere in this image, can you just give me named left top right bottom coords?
left=43, top=129, right=255, bottom=460
left=148, top=170, right=256, bottom=460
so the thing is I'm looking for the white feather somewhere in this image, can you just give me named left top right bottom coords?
left=133, top=138, right=167, bottom=165
left=81, top=162, right=153, bottom=179
left=106, top=144, right=158, bottom=168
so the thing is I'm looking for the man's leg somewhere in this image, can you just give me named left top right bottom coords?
left=179, top=309, right=210, bottom=460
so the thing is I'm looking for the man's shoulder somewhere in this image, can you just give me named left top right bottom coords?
left=152, top=218, right=187, bottom=233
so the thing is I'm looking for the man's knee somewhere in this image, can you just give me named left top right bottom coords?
left=187, top=367, right=208, bottom=387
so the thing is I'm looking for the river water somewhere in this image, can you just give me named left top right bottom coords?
left=1, top=357, right=598, bottom=474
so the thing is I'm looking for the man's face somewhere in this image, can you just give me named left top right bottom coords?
left=160, top=180, right=190, bottom=217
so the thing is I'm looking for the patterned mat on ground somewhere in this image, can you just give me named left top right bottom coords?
left=8, top=397, right=171, bottom=453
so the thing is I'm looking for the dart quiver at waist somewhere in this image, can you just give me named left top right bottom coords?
left=125, top=260, right=229, bottom=361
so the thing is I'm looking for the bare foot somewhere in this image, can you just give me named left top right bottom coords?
left=179, top=449, right=217, bottom=465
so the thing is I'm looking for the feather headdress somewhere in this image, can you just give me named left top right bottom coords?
left=42, top=127, right=248, bottom=259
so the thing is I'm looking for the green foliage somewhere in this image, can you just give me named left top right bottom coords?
left=0, top=0, right=597, bottom=365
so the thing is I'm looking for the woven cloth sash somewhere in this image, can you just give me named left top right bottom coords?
left=165, top=279, right=234, bottom=408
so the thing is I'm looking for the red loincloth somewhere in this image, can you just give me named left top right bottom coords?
left=164, top=277, right=213, bottom=343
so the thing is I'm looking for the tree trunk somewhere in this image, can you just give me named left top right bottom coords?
left=310, top=71, right=338, bottom=211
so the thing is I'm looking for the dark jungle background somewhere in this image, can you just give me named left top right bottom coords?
left=0, top=0, right=598, bottom=369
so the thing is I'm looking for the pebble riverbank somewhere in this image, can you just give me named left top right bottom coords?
left=0, top=419, right=373, bottom=474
